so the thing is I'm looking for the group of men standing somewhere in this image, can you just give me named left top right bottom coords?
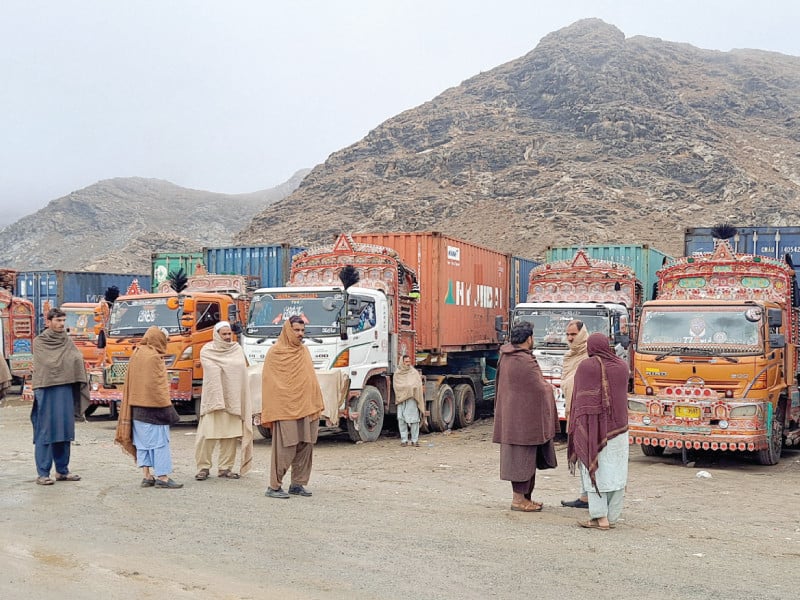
left=493, top=319, right=630, bottom=530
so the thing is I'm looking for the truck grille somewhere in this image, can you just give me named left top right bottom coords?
left=106, top=361, right=129, bottom=385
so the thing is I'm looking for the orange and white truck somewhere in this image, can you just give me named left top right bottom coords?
left=628, top=228, right=800, bottom=465
left=88, top=273, right=250, bottom=418
left=0, top=285, right=35, bottom=385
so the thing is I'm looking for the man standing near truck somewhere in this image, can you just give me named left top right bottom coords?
left=30, top=307, right=89, bottom=485
left=561, top=320, right=591, bottom=510
left=492, top=321, right=559, bottom=512
left=261, top=316, right=324, bottom=499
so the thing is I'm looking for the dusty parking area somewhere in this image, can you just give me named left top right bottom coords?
left=2, top=394, right=800, bottom=600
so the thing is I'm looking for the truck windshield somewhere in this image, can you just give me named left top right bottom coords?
left=246, top=291, right=345, bottom=337
left=638, top=306, right=761, bottom=353
left=63, top=309, right=96, bottom=340
left=514, top=307, right=613, bottom=348
left=108, top=297, right=181, bottom=336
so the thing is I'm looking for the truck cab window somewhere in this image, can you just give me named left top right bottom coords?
left=196, top=301, right=221, bottom=331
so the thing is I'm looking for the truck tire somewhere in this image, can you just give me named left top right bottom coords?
left=430, top=384, right=456, bottom=432
left=757, top=401, right=785, bottom=466
left=453, top=383, right=476, bottom=429
left=257, top=424, right=272, bottom=440
left=640, top=443, right=665, bottom=457
left=346, top=385, right=385, bottom=443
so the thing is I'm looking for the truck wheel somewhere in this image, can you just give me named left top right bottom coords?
left=430, top=384, right=456, bottom=432
left=757, top=401, right=785, bottom=465
left=108, top=401, right=118, bottom=420
left=454, top=383, right=476, bottom=429
left=256, top=424, right=272, bottom=440
left=346, top=385, right=385, bottom=443
left=640, top=443, right=665, bottom=457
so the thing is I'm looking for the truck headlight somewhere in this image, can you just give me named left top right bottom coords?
left=628, top=399, right=647, bottom=413
left=730, top=405, right=757, bottom=417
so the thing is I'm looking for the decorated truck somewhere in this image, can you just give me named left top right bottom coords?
left=243, top=232, right=512, bottom=442
left=510, top=249, right=644, bottom=421
left=628, top=226, right=800, bottom=465
left=88, top=271, right=250, bottom=418
left=62, top=302, right=105, bottom=369
left=0, top=269, right=35, bottom=384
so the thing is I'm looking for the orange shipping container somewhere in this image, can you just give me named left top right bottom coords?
left=351, top=232, right=509, bottom=352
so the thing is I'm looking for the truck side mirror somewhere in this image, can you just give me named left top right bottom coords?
left=770, top=333, right=786, bottom=349
left=494, top=315, right=504, bottom=332
left=768, top=309, right=782, bottom=328
left=227, top=304, right=238, bottom=322
left=615, top=333, right=631, bottom=349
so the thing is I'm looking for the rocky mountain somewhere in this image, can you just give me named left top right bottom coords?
left=236, top=19, right=800, bottom=260
left=0, top=170, right=309, bottom=273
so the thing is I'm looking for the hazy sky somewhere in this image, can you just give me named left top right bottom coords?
left=2, top=1, right=798, bottom=222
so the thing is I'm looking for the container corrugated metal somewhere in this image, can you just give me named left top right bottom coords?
left=510, top=256, right=540, bottom=308
left=544, top=244, right=672, bottom=301
left=351, top=233, right=510, bottom=351
left=15, top=271, right=152, bottom=333
left=685, top=227, right=800, bottom=277
left=203, top=244, right=305, bottom=289
left=151, top=252, right=204, bottom=292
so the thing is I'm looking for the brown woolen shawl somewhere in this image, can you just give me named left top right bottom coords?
left=114, top=327, right=172, bottom=459
left=392, top=361, right=425, bottom=415
left=31, top=327, right=90, bottom=416
left=492, top=343, right=558, bottom=446
left=567, top=333, right=629, bottom=491
left=261, top=319, right=324, bottom=426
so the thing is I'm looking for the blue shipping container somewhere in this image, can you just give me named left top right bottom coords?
left=203, top=244, right=305, bottom=289
left=545, top=244, right=673, bottom=301
left=685, top=227, right=800, bottom=277
left=510, top=256, right=539, bottom=308
left=15, top=271, right=152, bottom=333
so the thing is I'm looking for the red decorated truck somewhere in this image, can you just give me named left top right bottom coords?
left=0, top=269, right=35, bottom=386
left=628, top=227, right=800, bottom=465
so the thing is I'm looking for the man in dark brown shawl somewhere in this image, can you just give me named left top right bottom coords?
left=261, top=316, right=324, bottom=499
left=567, top=332, right=629, bottom=530
left=31, top=307, right=89, bottom=485
left=492, top=321, right=558, bottom=512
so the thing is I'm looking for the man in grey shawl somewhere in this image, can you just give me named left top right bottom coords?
left=31, top=307, right=89, bottom=485
left=393, top=354, right=425, bottom=446
left=195, top=321, right=254, bottom=480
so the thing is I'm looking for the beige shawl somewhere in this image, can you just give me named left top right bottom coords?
left=562, top=325, right=589, bottom=422
left=0, top=357, right=11, bottom=400
left=392, top=361, right=425, bottom=414
left=261, top=320, right=324, bottom=425
left=199, top=328, right=254, bottom=475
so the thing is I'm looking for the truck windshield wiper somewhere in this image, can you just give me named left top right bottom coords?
left=655, top=347, right=739, bottom=363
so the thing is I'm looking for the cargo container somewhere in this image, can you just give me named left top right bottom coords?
left=545, top=244, right=672, bottom=301
left=203, top=244, right=305, bottom=290
left=150, top=252, right=204, bottom=292
left=510, top=256, right=540, bottom=309
left=685, top=227, right=800, bottom=276
left=15, top=271, right=152, bottom=333
left=243, top=232, right=511, bottom=442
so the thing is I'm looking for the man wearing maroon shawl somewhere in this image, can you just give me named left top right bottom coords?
left=493, top=321, right=558, bottom=512
left=567, top=333, right=630, bottom=530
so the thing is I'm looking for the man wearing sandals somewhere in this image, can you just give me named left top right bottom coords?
left=492, top=321, right=559, bottom=512
left=30, top=307, right=90, bottom=485
left=194, top=321, right=253, bottom=481
left=568, top=333, right=629, bottom=530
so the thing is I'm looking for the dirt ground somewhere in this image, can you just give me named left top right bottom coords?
left=2, top=393, right=800, bottom=600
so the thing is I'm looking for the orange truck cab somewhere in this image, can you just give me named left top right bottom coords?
left=628, top=234, right=800, bottom=465
left=88, top=274, right=250, bottom=418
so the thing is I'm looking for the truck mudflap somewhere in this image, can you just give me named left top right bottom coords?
left=628, top=395, right=772, bottom=452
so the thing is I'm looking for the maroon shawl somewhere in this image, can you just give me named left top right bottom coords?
left=492, top=343, right=558, bottom=446
left=567, top=333, right=629, bottom=490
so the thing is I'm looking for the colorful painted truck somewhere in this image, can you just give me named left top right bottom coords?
left=0, top=270, right=35, bottom=384
left=510, top=250, right=644, bottom=421
left=243, top=232, right=514, bottom=442
left=88, top=273, right=250, bottom=417
left=628, top=227, right=800, bottom=465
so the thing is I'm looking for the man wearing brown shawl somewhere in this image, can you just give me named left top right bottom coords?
left=560, top=320, right=591, bottom=509
left=31, top=307, right=89, bottom=485
left=492, top=321, right=558, bottom=512
left=114, top=326, right=182, bottom=489
left=261, top=316, right=324, bottom=499
left=393, top=354, right=425, bottom=446
left=568, top=332, right=629, bottom=530
left=194, top=321, right=253, bottom=480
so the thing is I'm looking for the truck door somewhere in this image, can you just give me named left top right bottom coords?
left=347, top=297, right=386, bottom=369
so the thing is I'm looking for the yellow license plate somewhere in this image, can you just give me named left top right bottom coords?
left=675, top=405, right=701, bottom=419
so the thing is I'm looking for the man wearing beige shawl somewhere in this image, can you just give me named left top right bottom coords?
left=393, top=354, right=425, bottom=446
left=0, top=355, right=12, bottom=401
left=262, top=316, right=324, bottom=499
left=194, top=321, right=253, bottom=480
left=560, top=320, right=591, bottom=509
left=31, top=307, right=90, bottom=485
left=114, top=326, right=182, bottom=489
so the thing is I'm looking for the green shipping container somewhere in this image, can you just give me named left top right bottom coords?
left=544, top=244, right=673, bottom=301
left=150, top=252, right=204, bottom=292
